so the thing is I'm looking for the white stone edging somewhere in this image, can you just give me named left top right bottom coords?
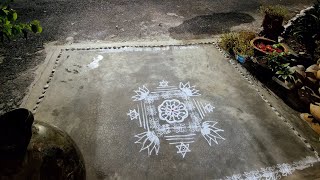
left=284, top=6, right=314, bottom=30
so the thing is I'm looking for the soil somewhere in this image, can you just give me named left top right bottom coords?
left=0, top=37, right=46, bottom=115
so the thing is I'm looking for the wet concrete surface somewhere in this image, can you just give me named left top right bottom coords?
left=22, top=44, right=319, bottom=179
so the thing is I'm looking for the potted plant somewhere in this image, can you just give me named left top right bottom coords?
left=233, top=42, right=254, bottom=64
left=251, top=37, right=288, bottom=56
left=265, top=52, right=296, bottom=89
left=220, top=31, right=256, bottom=63
left=260, top=5, right=288, bottom=41
left=219, top=32, right=239, bottom=56
left=233, top=31, right=256, bottom=63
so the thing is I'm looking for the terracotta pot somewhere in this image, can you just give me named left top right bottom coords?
left=300, top=113, right=314, bottom=122
left=316, top=70, right=320, bottom=80
left=300, top=113, right=320, bottom=134
left=310, top=103, right=320, bottom=122
left=0, top=109, right=86, bottom=179
left=306, top=64, right=320, bottom=78
left=250, top=37, right=288, bottom=56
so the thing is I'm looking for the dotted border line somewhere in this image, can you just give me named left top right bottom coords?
left=62, top=41, right=214, bottom=52
left=32, top=49, right=63, bottom=114
left=213, top=42, right=320, bottom=159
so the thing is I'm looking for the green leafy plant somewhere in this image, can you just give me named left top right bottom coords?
left=266, top=52, right=295, bottom=80
left=0, top=0, right=42, bottom=42
left=259, top=5, right=289, bottom=18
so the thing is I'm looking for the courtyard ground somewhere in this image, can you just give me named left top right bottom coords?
left=1, top=0, right=320, bottom=179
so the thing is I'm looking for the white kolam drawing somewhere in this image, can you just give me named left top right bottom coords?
left=127, top=80, right=225, bottom=158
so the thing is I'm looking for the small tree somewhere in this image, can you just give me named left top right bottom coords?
left=0, top=0, right=42, bottom=42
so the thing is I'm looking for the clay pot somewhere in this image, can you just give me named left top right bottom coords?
left=316, top=70, right=320, bottom=80
left=306, top=64, right=320, bottom=78
left=0, top=109, right=86, bottom=180
left=250, top=37, right=288, bottom=56
left=300, top=113, right=314, bottom=122
left=310, top=103, right=320, bottom=122
left=300, top=113, right=320, bottom=134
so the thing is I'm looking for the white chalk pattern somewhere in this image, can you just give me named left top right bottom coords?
left=128, top=80, right=224, bottom=158
left=224, top=156, right=319, bottom=180
left=87, top=55, right=103, bottom=69
left=127, top=109, right=139, bottom=120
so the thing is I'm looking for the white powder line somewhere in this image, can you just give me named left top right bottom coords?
left=156, top=86, right=177, bottom=89
left=193, top=99, right=204, bottom=119
left=140, top=102, right=146, bottom=129
left=166, top=138, right=194, bottom=141
left=155, top=88, right=179, bottom=91
left=164, top=134, right=196, bottom=138
left=137, top=104, right=142, bottom=127
left=169, top=141, right=195, bottom=145
left=153, top=90, right=181, bottom=93
left=224, top=156, right=320, bottom=180
left=200, top=102, right=207, bottom=114
left=195, top=100, right=205, bottom=118
left=87, top=55, right=103, bottom=69
left=144, top=102, right=149, bottom=131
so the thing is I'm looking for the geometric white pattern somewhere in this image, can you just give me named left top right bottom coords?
left=176, top=142, right=191, bottom=158
left=158, top=99, right=188, bottom=124
left=127, top=80, right=225, bottom=158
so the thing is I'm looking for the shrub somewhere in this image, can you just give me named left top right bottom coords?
left=259, top=5, right=289, bottom=18
left=220, top=31, right=256, bottom=56
left=219, top=32, right=239, bottom=54
left=0, top=0, right=42, bottom=42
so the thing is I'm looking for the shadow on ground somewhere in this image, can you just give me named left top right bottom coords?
left=169, top=12, right=255, bottom=40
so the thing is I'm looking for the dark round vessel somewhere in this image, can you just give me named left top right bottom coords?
left=0, top=108, right=86, bottom=180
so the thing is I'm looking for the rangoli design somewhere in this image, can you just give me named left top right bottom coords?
left=127, top=80, right=225, bottom=158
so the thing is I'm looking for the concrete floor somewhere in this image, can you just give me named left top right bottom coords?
left=21, top=41, right=320, bottom=179
left=3, top=0, right=318, bottom=179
